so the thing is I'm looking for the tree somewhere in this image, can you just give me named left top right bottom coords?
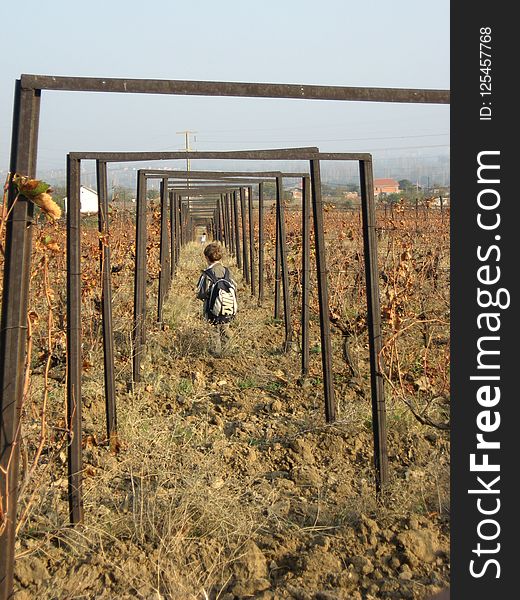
left=398, top=179, right=415, bottom=191
left=384, top=193, right=401, bottom=205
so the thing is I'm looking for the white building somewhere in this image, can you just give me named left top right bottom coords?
left=63, top=186, right=99, bottom=214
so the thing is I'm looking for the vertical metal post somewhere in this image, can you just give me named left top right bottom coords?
left=217, top=196, right=222, bottom=242
left=229, top=194, right=235, bottom=256
left=276, top=177, right=293, bottom=350
left=133, top=172, right=147, bottom=382
left=189, top=212, right=194, bottom=242
left=166, top=225, right=172, bottom=297
left=309, top=160, right=335, bottom=423
left=96, top=161, right=117, bottom=447
left=216, top=196, right=221, bottom=242
left=302, top=176, right=311, bottom=376
left=440, top=195, right=444, bottom=225
left=185, top=206, right=189, bottom=242
left=248, top=186, right=256, bottom=296
left=220, top=195, right=226, bottom=243
left=0, top=82, right=40, bottom=600
left=157, top=178, right=170, bottom=324
left=258, top=182, right=264, bottom=305
left=274, top=180, right=281, bottom=320
left=240, top=187, right=250, bottom=283
left=169, top=189, right=176, bottom=277
left=233, top=191, right=242, bottom=269
left=223, top=194, right=230, bottom=251
left=359, top=159, right=388, bottom=492
left=175, top=194, right=181, bottom=259
left=224, top=195, right=229, bottom=247
left=66, top=155, right=84, bottom=524
left=179, top=198, right=185, bottom=247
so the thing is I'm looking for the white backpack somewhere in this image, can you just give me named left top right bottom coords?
left=203, top=267, right=238, bottom=323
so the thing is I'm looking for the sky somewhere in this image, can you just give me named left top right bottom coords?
left=0, top=0, right=449, bottom=179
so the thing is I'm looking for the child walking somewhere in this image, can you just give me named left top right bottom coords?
left=196, top=242, right=237, bottom=357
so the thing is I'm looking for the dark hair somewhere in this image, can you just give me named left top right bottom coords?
left=204, top=242, right=223, bottom=262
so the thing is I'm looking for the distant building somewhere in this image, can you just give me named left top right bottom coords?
left=374, top=178, right=399, bottom=196
left=289, top=187, right=303, bottom=202
left=63, top=186, right=99, bottom=214
left=429, top=196, right=450, bottom=208
left=343, top=191, right=360, bottom=202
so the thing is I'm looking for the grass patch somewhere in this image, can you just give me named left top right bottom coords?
left=177, top=378, right=194, bottom=396
left=237, top=377, right=258, bottom=390
left=262, top=381, right=283, bottom=393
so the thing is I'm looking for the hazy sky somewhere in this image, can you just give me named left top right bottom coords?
left=1, top=0, right=449, bottom=174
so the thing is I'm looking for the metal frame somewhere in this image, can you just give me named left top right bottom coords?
left=0, top=74, right=449, bottom=600
left=140, top=168, right=308, bottom=344
left=64, top=148, right=384, bottom=498
left=62, top=153, right=320, bottom=522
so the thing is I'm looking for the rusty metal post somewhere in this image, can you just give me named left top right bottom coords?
left=248, top=186, right=256, bottom=296
left=166, top=195, right=172, bottom=294
left=276, top=177, right=293, bottom=350
left=175, top=194, right=181, bottom=259
left=158, top=178, right=170, bottom=324
left=0, top=82, right=40, bottom=600
left=216, top=196, right=221, bottom=242
left=309, top=160, right=335, bottom=423
left=184, top=206, right=189, bottom=242
left=258, top=182, right=264, bottom=305
left=226, top=194, right=235, bottom=256
left=359, top=159, right=388, bottom=492
left=217, top=197, right=222, bottom=243
left=169, top=190, right=176, bottom=277
left=274, top=181, right=281, bottom=320
left=229, top=194, right=235, bottom=256
left=179, top=198, right=185, bottom=247
left=224, top=193, right=230, bottom=250
left=66, top=155, right=84, bottom=524
left=133, top=172, right=147, bottom=382
left=220, top=195, right=226, bottom=243
left=224, top=194, right=229, bottom=250
left=189, top=205, right=193, bottom=241
left=240, top=187, right=250, bottom=283
left=233, top=191, right=242, bottom=269
left=96, top=160, right=117, bottom=446
left=302, top=176, right=311, bottom=376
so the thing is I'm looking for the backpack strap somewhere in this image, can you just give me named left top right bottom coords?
left=203, top=268, right=218, bottom=284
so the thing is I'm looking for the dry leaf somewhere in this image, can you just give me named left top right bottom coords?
left=33, top=192, right=61, bottom=221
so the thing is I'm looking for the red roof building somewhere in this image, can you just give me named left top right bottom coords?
left=374, top=178, right=399, bottom=196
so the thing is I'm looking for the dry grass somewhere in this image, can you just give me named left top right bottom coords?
left=12, top=240, right=450, bottom=599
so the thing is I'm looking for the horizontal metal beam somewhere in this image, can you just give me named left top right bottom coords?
left=142, top=169, right=307, bottom=178
left=69, top=148, right=319, bottom=161
left=174, top=186, right=243, bottom=194
left=21, top=74, right=449, bottom=104
left=170, top=178, right=285, bottom=186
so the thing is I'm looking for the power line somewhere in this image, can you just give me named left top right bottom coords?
left=197, top=132, right=449, bottom=144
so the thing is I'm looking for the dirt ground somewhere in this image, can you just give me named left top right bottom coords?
left=13, top=243, right=450, bottom=600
